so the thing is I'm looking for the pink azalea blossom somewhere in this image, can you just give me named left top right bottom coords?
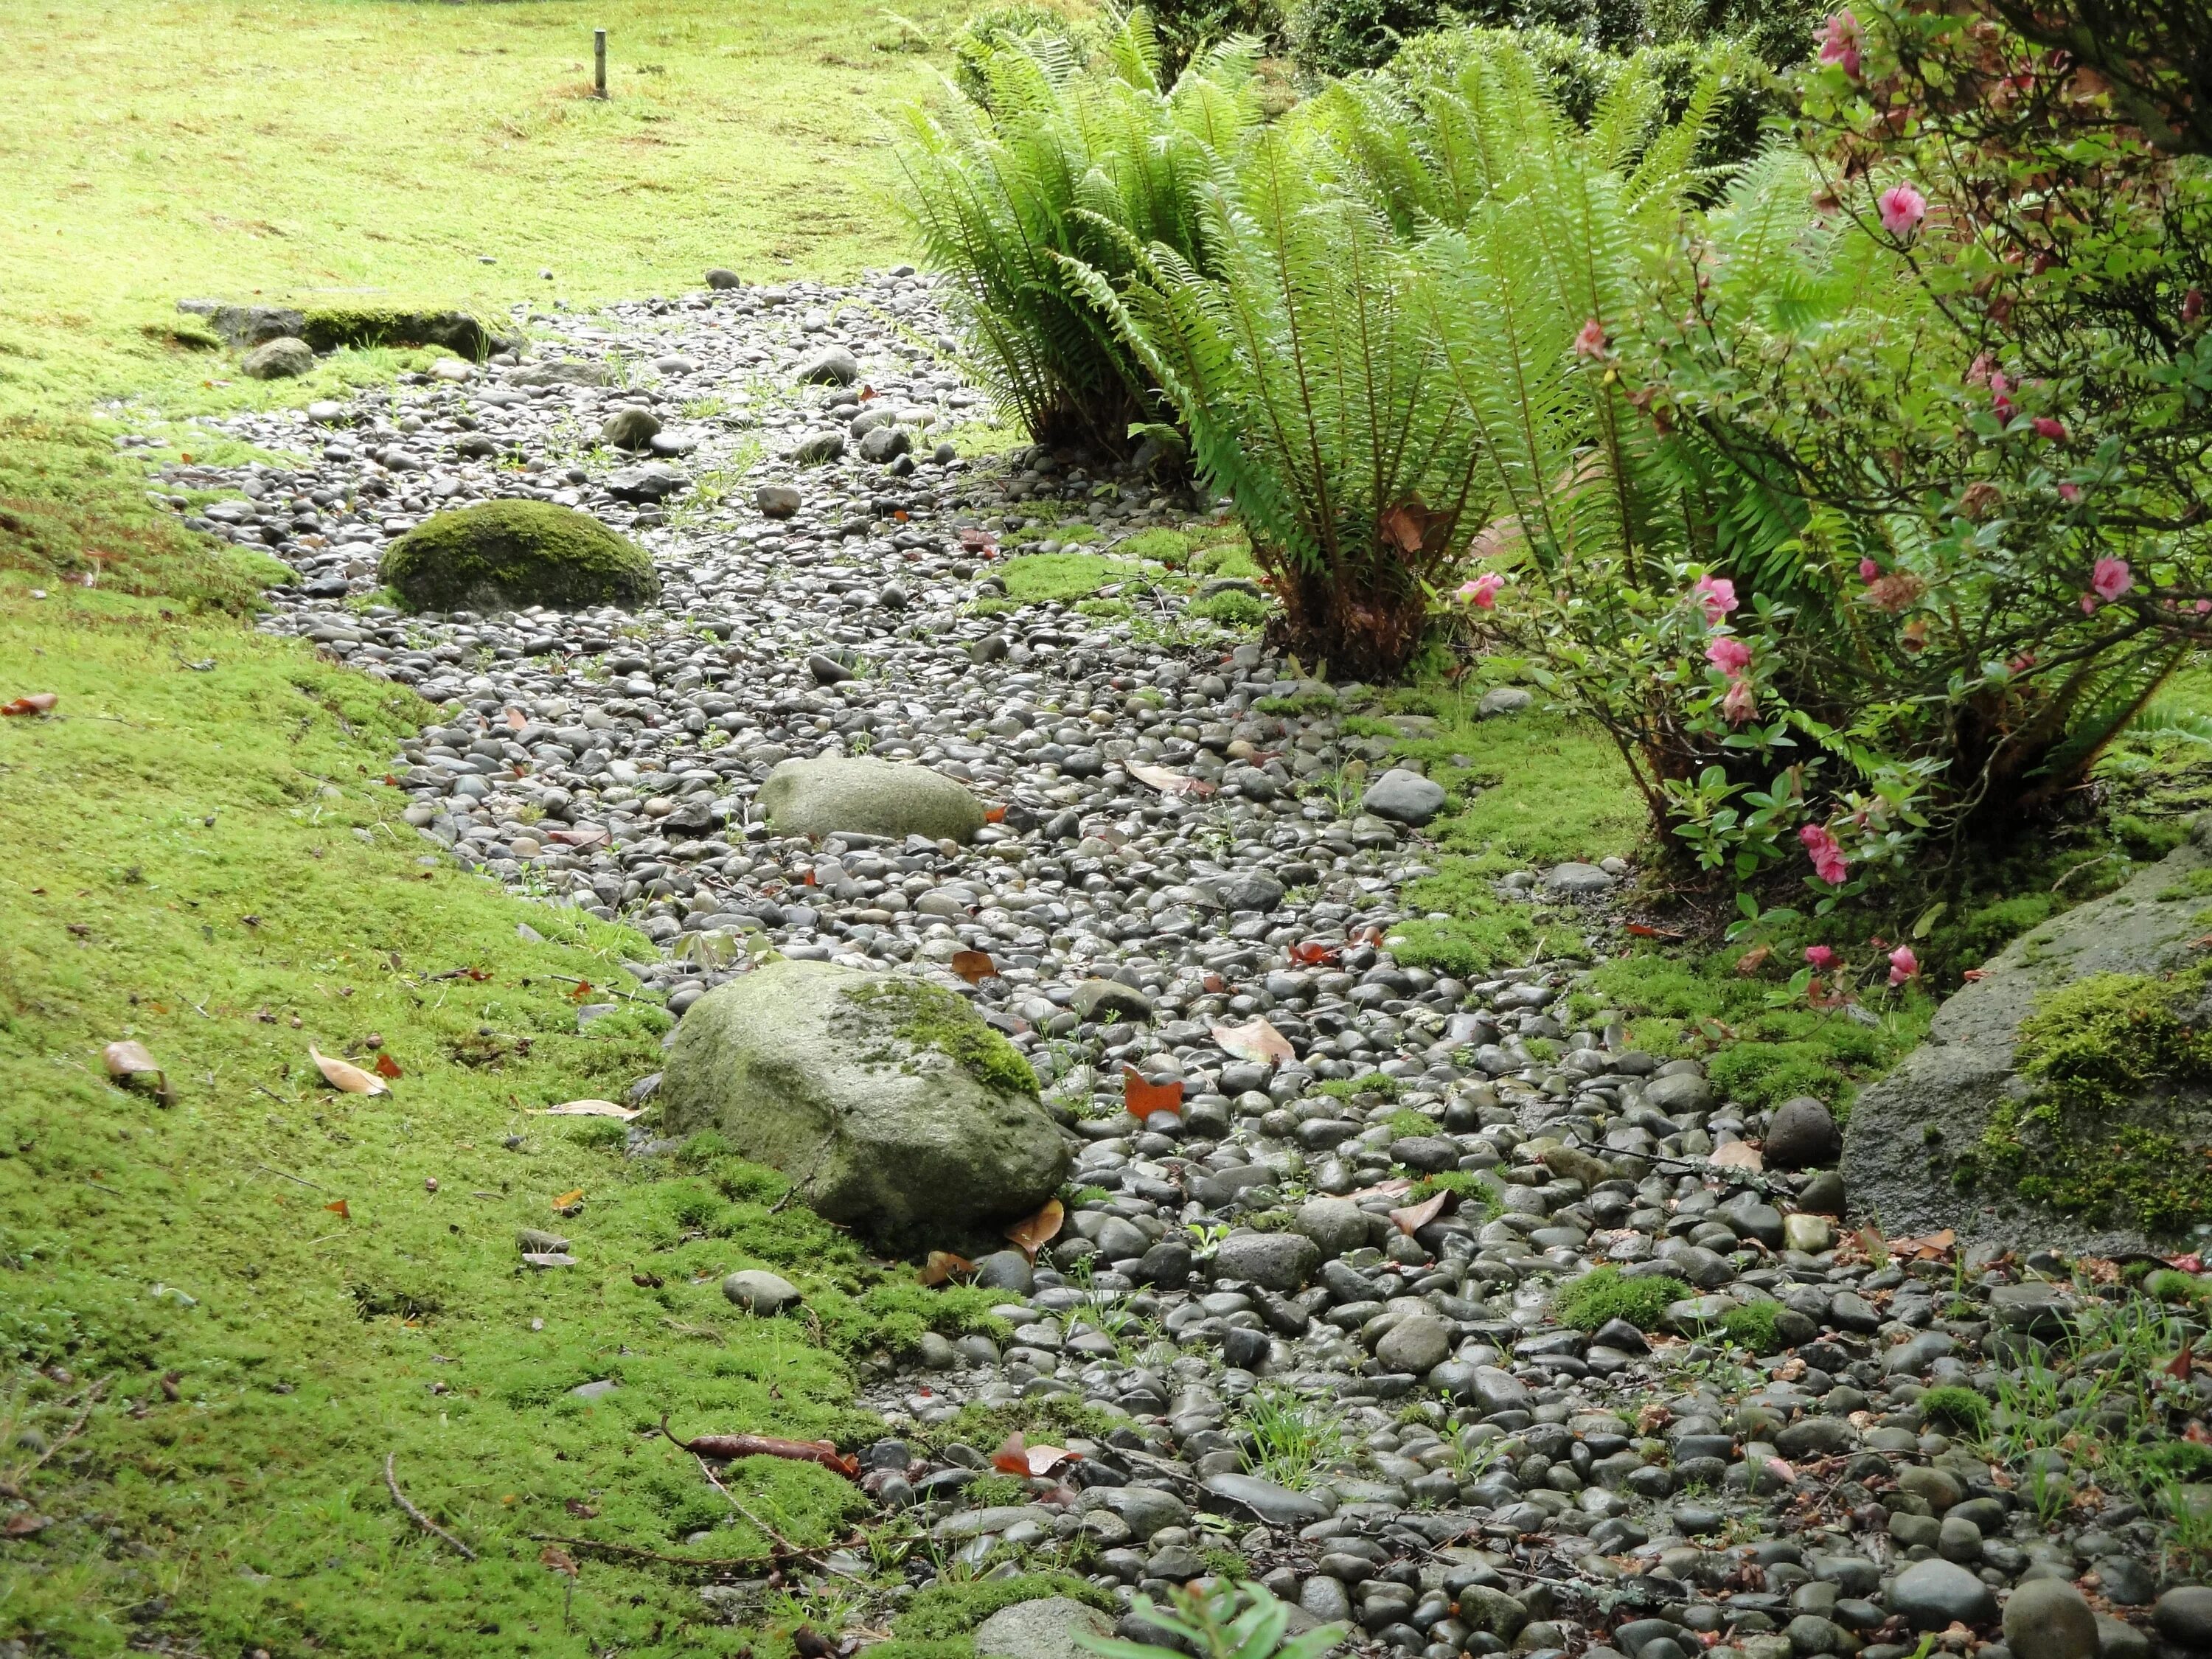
left=2092, top=557, right=2132, bottom=602
left=1859, top=557, right=1880, bottom=581
left=1705, top=635, right=1752, bottom=678
left=2058, top=482, right=2081, bottom=503
left=1799, top=823, right=1849, bottom=885
left=1804, top=945, right=1838, bottom=970
left=2198, top=599, right=2211, bottom=615
left=1721, top=678, right=1759, bottom=725
left=1816, top=10, right=1862, bottom=75
left=1877, top=183, right=1927, bottom=238
left=1691, top=574, right=1739, bottom=622
left=1989, top=371, right=2014, bottom=419
left=1888, top=945, right=1919, bottom=986
left=2032, top=416, right=2067, bottom=441
left=1573, top=319, right=1608, bottom=359
left=1458, top=571, right=1506, bottom=609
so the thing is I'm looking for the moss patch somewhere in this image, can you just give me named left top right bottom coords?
left=1389, top=856, right=1585, bottom=978
left=379, top=498, right=658, bottom=613
left=897, top=1574, right=1115, bottom=1641
left=1551, top=1267, right=1689, bottom=1332
left=843, top=977, right=1038, bottom=1097
left=1918, top=1385, right=1992, bottom=1435
left=1970, top=969, right=2212, bottom=1237
left=296, top=306, right=504, bottom=359
left=998, top=552, right=1141, bottom=605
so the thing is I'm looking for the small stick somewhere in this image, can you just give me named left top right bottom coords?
left=384, top=1452, right=478, bottom=1561
left=0, top=1377, right=109, bottom=1498
left=256, top=1161, right=330, bottom=1194
left=532, top=1532, right=772, bottom=1571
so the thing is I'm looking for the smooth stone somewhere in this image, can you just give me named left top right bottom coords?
left=1361, top=769, right=1446, bottom=827
left=797, top=344, right=860, bottom=385
left=1203, top=1472, right=1335, bottom=1526
left=720, top=1269, right=801, bottom=1315
left=2154, top=1588, right=2212, bottom=1652
left=756, top=484, right=802, bottom=519
left=2003, top=1579, right=2098, bottom=1659
left=1765, top=1096, right=1841, bottom=1168
left=1211, top=1231, right=1319, bottom=1293
left=759, top=755, right=987, bottom=844
left=1891, top=1558, right=1997, bottom=1630
left=243, top=336, right=315, bottom=379
left=973, top=1598, right=1114, bottom=1659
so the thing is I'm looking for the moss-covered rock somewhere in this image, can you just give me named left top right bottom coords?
left=378, top=499, right=658, bottom=613
left=759, top=756, right=987, bottom=844
left=658, top=959, right=1068, bottom=1248
left=298, top=306, right=508, bottom=358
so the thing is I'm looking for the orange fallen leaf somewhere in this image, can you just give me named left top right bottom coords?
left=309, top=1045, right=388, bottom=1096
left=2166, top=1340, right=2196, bottom=1381
left=1123, top=1067, right=1184, bottom=1117
left=552, top=1189, right=585, bottom=1214
left=1006, top=1197, right=1064, bottom=1262
left=1288, top=940, right=1339, bottom=965
left=325, top=1199, right=350, bottom=1219
left=984, top=805, right=1007, bottom=824
left=951, top=950, right=998, bottom=985
left=103, top=1040, right=161, bottom=1078
left=507, top=709, right=529, bottom=729
left=1390, top=1190, right=1449, bottom=1234
left=917, top=1251, right=975, bottom=1287
left=540, top=1544, right=579, bottom=1576
left=1708, top=1141, right=1764, bottom=1172
left=1211, top=1018, right=1294, bottom=1064
left=537, top=1099, right=640, bottom=1119
left=992, top=1431, right=1032, bottom=1475
left=1888, top=1228, right=1955, bottom=1259
left=372, top=1052, right=403, bottom=1079
left=1, top=693, right=58, bottom=717
left=3, top=1512, right=52, bottom=1537
left=566, top=979, right=594, bottom=1002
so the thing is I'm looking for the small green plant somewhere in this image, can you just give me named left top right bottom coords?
left=1916, top=1385, right=1992, bottom=1436
left=1189, top=588, right=1270, bottom=627
left=1551, top=1267, right=1689, bottom=1332
left=1082, top=1582, right=1346, bottom=1659
left=1238, top=1387, right=1342, bottom=1490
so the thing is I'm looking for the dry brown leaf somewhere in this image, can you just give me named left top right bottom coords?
left=1123, top=1066, right=1184, bottom=1118
left=1349, top=1178, right=1416, bottom=1201
left=540, top=1544, right=579, bottom=1576
left=950, top=949, right=998, bottom=985
left=2, top=1512, right=52, bottom=1537
left=546, top=826, right=611, bottom=847
left=1888, top=1228, right=1955, bottom=1260
left=309, top=1045, right=389, bottom=1096
left=551, top=1188, right=585, bottom=1214
left=537, top=1099, right=641, bottom=1119
left=917, top=1250, right=975, bottom=1287
left=1211, top=1018, right=1294, bottom=1064
left=103, top=1040, right=160, bottom=1077
left=991, top=1431, right=1032, bottom=1475
left=1127, top=762, right=1214, bottom=798
left=1708, top=1140, right=1764, bottom=1172
left=1, top=693, right=58, bottom=718
left=1023, top=1441, right=1075, bottom=1476
left=1390, top=1190, right=1449, bottom=1234
left=1006, top=1197, right=1064, bottom=1262
left=324, top=1198, right=350, bottom=1219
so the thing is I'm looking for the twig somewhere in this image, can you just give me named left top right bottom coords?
left=691, top=1453, right=868, bottom=1580
left=0, top=1377, right=109, bottom=1498
left=384, top=1452, right=477, bottom=1561
left=254, top=1161, right=330, bottom=1194
left=254, top=1084, right=299, bottom=1107
left=530, top=1531, right=775, bottom=1571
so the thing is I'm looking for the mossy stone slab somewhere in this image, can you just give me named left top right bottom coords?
left=379, top=498, right=658, bottom=613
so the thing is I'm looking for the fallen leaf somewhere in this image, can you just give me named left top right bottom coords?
left=917, top=1251, right=973, bottom=1287
left=372, top=1052, right=403, bottom=1080
left=564, top=1499, right=599, bottom=1519
left=1211, top=1018, right=1294, bottom=1064
left=1288, top=939, right=1340, bottom=965
left=2, top=1512, right=52, bottom=1537
left=309, top=1045, right=389, bottom=1096
left=566, top=979, right=594, bottom=1002
left=1006, top=1197, right=1064, bottom=1262
left=1, top=693, right=58, bottom=717
left=984, top=805, right=1007, bottom=824
left=2167, top=1340, right=2197, bottom=1381
left=991, top=1431, right=1032, bottom=1475
left=324, top=1199, right=350, bottom=1219
left=552, top=1189, right=585, bottom=1214
left=1349, top=1177, right=1416, bottom=1201
left=103, top=1040, right=160, bottom=1078
left=507, top=708, right=529, bottom=730
left=1888, top=1228, right=1956, bottom=1259
left=546, top=826, right=610, bottom=848
left=1734, top=944, right=1772, bottom=975
left=540, top=1545, right=579, bottom=1577
left=537, top=1099, right=641, bottom=1119
left=1708, top=1141, right=1764, bottom=1172
left=1123, top=1067, right=1184, bottom=1117
left=1390, top=1190, right=1449, bottom=1234
left=1765, top=1456, right=1798, bottom=1485
left=2166, top=1253, right=2205, bottom=1274
left=951, top=949, right=998, bottom=985
left=1201, top=972, right=1228, bottom=993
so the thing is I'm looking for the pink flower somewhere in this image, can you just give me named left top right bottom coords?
left=1804, top=945, right=1837, bottom=970
left=2081, top=591, right=2101, bottom=614
left=2093, top=557, right=2132, bottom=601
left=1573, top=319, right=1608, bottom=359
left=1877, top=183, right=1927, bottom=238
left=1816, top=10, right=1862, bottom=75
left=1691, top=574, right=1738, bottom=622
left=1721, top=678, right=1759, bottom=725
left=2058, top=482, right=2081, bottom=503
left=1705, top=635, right=1752, bottom=677
left=1888, top=945, right=1919, bottom=986
left=1859, top=557, right=1880, bottom=582
left=2032, top=416, right=2067, bottom=441
left=1458, top=571, right=1506, bottom=609
left=2198, top=599, right=2211, bottom=615
left=1799, top=823, right=1849, bottom=885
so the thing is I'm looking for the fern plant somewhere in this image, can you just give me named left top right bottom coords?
left=1065, top=121, right=1490, bottom=676
left=893, top=14, right=1263, bottom=453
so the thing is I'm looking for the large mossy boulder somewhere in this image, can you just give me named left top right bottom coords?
left=378, top=499, right=658, bottom=613
left=1843, top=815, right=2212, bottom=1253
left=759, top=756, right=987, bottom=844
left=658, top=959, right=1069, bottom=1245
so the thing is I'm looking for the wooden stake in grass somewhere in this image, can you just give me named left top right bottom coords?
left=594, top=29, right=608, bottom=98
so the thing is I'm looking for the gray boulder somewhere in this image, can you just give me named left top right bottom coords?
left=2004, top=1580, right=2099, bottom=1659
left=721, top=1270, right=800, bottom=1315
left=600, top=407, right=662, bottom=450
left=705, top=267, right=743, bottom=290
left=203, top=302, right=306, bottom=346
left=1068, top=978, right=1153, bottom=1023
left=1544, top=861, right=1616, bottom=895
left=756, top=484, right=801, bottom=519
left=242, top=337, right=315, bottom=379
left=1892, top=1558, right=1997, bottom=1630
left=1293, top=1197, right=1374, bottom=1259
left=1478, top=686, right=1534, bottom=717
left=790, top=429, right=846, bottom=465
left=658, top=959, right=1068, bottom=1244
left=605, top=463, right=688, bottom=502
left=1211, top=1231, right=1319, bottom=1293
left=1203, top=1472, right=1336, bottom=1526
left=1362, top=768, right=1447, bottom=827
left=859, top=425, right=913, bottom=463
left=1844, top=813, right=2212, bottom=1252
left=797, top=344, right=860, bottom=386
left=1764, top=1096, right=1841, bottom=1168
left=973, top=1599, right=1113, bottom=1659
left=759, top=757, right=987, bottom=844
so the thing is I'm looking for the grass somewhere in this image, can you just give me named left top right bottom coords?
left=0, top=571, right=998, bottom=1655
left=998, top=552, right=1146, bottom=606
left=1550, top=1267, right=1688, bottom=1333
left=1238, top=1386, right=1343, bottom=1490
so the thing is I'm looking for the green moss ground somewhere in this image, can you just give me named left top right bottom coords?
left=0, top=571, right=977, bottom=1655
left=998, top=552, right=1146, bottom=606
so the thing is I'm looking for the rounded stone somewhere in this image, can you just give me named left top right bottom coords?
left=242, top=336, right=316, bottom=379
left=378, top=499, right=658, bottom=613
left=797, top=344, right=860, bottom=386
left=758, top=755, right=987, bottom=844
left=1891, top=1557, right=1997, bottom=1630
left=721, top=1269, right=800, bottom=1315
left=658, top=959, right=1068, bottom=1245
left=705, top=267, right=743, bottom=290
left=1361, top=768, right=1447, bottom=827
left=1766, top=1096, right=1842, bottom=1169
left=973, top=1597, right=1113, bottom=1659
left=2152, top=1588, right=2212, bottom=1652
left=600, top=406, right=663, bottom=450
left=1210, top=1231, right=1320, bottom=1293
left=2003, top=1579, right=2099, bottom=1659
left=757, top=484, right=802, bottom=519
